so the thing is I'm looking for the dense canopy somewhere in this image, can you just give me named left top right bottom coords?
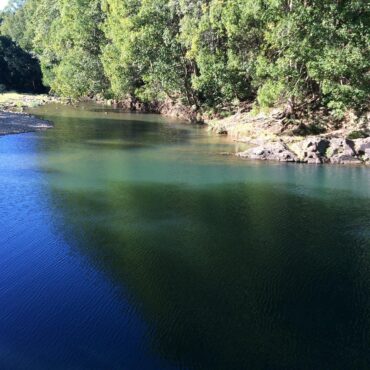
left=1, top=0, right=369, bottom=117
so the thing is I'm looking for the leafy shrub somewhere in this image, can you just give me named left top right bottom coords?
left=347, top=131, right=369, bottom=140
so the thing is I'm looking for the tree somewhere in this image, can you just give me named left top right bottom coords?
left=1, top=0, right=368, bottom=118
left=254, top=0, right=370, bottom=117
left=48, top=0, right=107, bottom=98
left=102, top=0, right=198, bottom=106
left=179, top=0, right=262, bottom=108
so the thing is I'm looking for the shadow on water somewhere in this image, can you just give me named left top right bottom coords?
left=49, top=181, right=370, bottom=370
left=21, top=103, right=370, bottom=369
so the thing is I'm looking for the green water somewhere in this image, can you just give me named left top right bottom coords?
left=1, top=103, right=369, bottom=369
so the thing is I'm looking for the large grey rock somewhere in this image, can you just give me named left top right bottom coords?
left=305, top=152, right=323, bottom=164
left=326, top=138, right=362, bottom=164
left=353, top=137, right=370, bottom=157
left=329, top=154, right=362, bottom=164
left=292, top=137, right=330, bottom=164
left=327, top=138, right=355, bottom=155
left=237, top=141, right=297, bottom=162
left=237, top=137, right=368, bottom=165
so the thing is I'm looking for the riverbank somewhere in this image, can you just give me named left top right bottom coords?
left=2, top=92, right=369, bottom=166
left=0, top=111, right=53, bottom=136
left=102, top=97, right=370, bottom=166
left=208, top=109, right=370, bottom=165
left=0, top=92, right=61, bottom=112
left=0, top=93, right=54, bottom=135
left=101, top=97, right=201, bottom=123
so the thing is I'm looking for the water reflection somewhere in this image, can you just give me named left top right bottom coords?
left=17, top=103, right=370, bottom=369
left=49, top=180, right=370, bottom=370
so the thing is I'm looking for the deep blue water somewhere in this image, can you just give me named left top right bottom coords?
left=0, top=104, right=369, bottom=369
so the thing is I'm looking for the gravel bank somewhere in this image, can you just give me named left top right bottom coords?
left=0, top=111, right=52, bottom=136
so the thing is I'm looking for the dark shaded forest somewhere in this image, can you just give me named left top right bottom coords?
left=0, top=33, right=45, bottom=93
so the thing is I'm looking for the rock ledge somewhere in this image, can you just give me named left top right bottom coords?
left=236, top=137, right=370, bottom=165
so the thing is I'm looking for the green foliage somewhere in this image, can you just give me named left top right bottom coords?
left=1, top=0, right=369, bottom=118
left=52, top=48, right=106, bottom=99
left=347, top=131, right=369, bottom=140
left=179, top=0, right=260, bottom=107
left=254, top=0, right=370, bottom=116
left=1, top=0, right=106, bottom=98
left=101, top=0, right=196, bottom=105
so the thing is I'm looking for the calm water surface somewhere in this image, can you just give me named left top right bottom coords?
left=0, top=104, right=369, bottom=369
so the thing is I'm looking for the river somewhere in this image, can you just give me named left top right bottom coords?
left=0, top=103, right=369, bottom=369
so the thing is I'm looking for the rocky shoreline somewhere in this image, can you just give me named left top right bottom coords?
left=236, top=137, right=369, bottom=165
left=208, top=110, right=369, bottom=166
left=0, top=93, right=55, bottom=136
left=0, top=111, right=53, bottom=136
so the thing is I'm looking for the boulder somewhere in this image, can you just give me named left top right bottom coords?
left=216, top=126, right=228, bottom=135
left=329, top=154, right=362, bottom=164
left=326, top=138, right=355, bottom=156
left=291, top=137, right=329, bottom=164
left=353, top=137, right=370, bottom=157
left=306, top=152, right=323, bottom=164
left=326, top=138, right=362, bottom=164
left=360, top=150, right=370, bottom=164
left=236, top=137, right=367, bottom=165
left=237, top=141, right=297, bottom=162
